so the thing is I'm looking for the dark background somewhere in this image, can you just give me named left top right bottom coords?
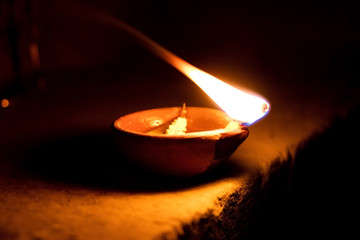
left=1, top=0, right=359, bottom=138
left=1, top=0, right=359, bottom=105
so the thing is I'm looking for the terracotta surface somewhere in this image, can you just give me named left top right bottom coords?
left=113, top=107, right=248, bottom=176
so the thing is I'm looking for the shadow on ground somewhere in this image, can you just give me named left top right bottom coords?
left=13, top=131, right=245, bottom=193
left=173, top=105, right=359, bottom=240
left=246, top=105, right=359, bottom=239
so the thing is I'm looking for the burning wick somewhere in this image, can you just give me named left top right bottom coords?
left=146, top=103, right=187, bottom=135
left=92, top=12, right=270, bottom=125
left=146, top=103, right=242, bottom=136
left=113, top=106, right=250, bottom=176
left=165, top=103, right=187, bottom=135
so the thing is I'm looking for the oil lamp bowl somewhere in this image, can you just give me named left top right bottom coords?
left=112, top=107, right=249, bottom=177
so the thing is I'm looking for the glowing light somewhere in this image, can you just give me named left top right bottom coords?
left=95, top=14, right=270, bottom=125
left=29, top=42, right=41, bottom=68
left=1, top=99, right=10, bottom=108
left=173, top=64, right=270, bottom=125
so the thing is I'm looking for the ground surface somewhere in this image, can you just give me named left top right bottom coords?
left=1, top=63, right=357, bottom=240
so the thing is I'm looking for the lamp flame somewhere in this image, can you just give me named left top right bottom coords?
left=96, top=13, right=270, bottom=125
left=172, top=61, right=270, bottom=125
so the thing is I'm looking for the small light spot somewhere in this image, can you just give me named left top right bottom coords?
left=151, top=120, right=162, bottom=127
left=1, top=99, right=10, bottom=108
left=263, top=103, right=269, bottom=113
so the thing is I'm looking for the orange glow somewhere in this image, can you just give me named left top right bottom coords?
left=1, top=99, right=10, bottom=108
left=96, top=14, right=270, bottom=124
left=171, top=61, right=270, bottom=125
left=29, top=42, right=41, bottom=69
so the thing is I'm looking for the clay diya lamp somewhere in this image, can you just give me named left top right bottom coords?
left=107, top=19, right=269, bottom=176
left=113, top=106, right=249, bottom=177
